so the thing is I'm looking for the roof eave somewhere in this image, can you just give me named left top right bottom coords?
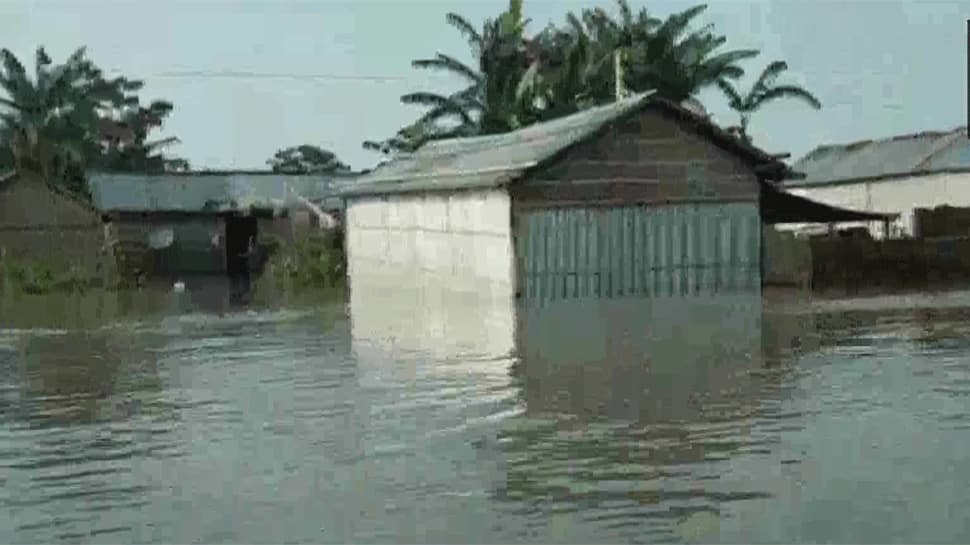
left=784, top=166, right=970, bottom=189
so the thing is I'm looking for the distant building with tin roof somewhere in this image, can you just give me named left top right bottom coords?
left=781, top=126, right=970, bottom=237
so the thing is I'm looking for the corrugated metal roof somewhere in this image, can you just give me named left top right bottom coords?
left=787, top=126, right=970, bottom=187
left=339, top=93, right=788, bottom=198
left=88, top=172, right=349, bottom=213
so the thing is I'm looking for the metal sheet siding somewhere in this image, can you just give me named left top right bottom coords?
left=516, top=202, right=761, bottom=303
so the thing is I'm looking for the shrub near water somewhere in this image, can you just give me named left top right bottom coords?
left=1, top=260, right=91, bottom=294
left=267, top=230, right=345, bottom=290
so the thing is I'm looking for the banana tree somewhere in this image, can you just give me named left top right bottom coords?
left=624, top=4, right=758, bottom=101
left=394, top=0, right=540, bottom=140
left=716, top=60, right=822, bottom=141
left=0, top=46, right=135, bottom=189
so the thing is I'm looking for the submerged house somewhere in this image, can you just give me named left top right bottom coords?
left=781, top=126, right=969, bottom=238
left=0, top=170, right=112, bottom=281
left=88, top=171, right=345, bottom=278
left=340, top=92, right=882, bottom=302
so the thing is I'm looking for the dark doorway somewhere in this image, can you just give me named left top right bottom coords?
left=225, top=216, right=257, bottom=305
left=225, top=216, right=258, bottom=276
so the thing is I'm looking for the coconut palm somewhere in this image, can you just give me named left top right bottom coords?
left=716, top=60, right=822, bottom=141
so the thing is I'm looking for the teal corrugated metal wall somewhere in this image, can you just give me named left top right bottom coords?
left=516, top=203, right=761, bottom=303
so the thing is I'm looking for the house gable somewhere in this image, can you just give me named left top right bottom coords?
left=511, top=108, right=760, bottom=207
left=0, top=174, right=103, bottom=229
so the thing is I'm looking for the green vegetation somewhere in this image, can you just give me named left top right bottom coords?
left=0, top=46, right=189, bottom=199
left=0, top=2, right=825, bottom=294
left=364, top=0, right=821, bottom=155
left=716, top=60, right=822, bottom=141
left=1, top=259, right=95, bottom=295
left=267, top=145, right=351, bottom=174
left=264, top=231, right=345, bottom=291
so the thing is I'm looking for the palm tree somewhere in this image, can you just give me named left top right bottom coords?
left=0, top=46, right=134, bottom=190
left=538, top=2, right=755, bottom=109
left=580, top=0, right=659, bottom=100
left=399, top=0, right=541, bottom=138
left=716, top=60, right=822, bottom=141
left=623, top=4, right=758, bottom=101
left=362, top=118, right=440, bottom=156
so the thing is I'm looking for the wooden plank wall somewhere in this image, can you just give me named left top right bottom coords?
left=510, top=109, right=760, bottom=208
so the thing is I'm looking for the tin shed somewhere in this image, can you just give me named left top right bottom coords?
left=88, top=171, right=342, bottom=277
left=340, top=93, right=791, bottom=303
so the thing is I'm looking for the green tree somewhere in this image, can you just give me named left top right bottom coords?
left=95, top=99, right=190, bottom=173
left=0, top=46, right=188, bottom=191
left=536, top=2, right=758, bottom=108
left=621, top=4, right=758, bottom=101
left=362, top=120, right=436, bottom=156
left=576, top=0, right=658, bottom=101
left=716, top=60, right=821, bottom=141
left=365, top=0, right=542, bottom=155
left=364, top=1, right=769, bottom=158
left=267, top=145, right=350, bottom=174
left=0, top=46, right=137, bottom=194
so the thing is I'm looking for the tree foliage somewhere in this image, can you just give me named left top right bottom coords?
left=363, top=0, right=776, bottom=156
left=0, top=45, right=188, bottom=198
left=716, top=60, right=821, bottom=140
left=364, top=0, right=545, bottom=155
left=267, top=145, right=351, bottom=174
left=94, top=99, right=190, bottom=173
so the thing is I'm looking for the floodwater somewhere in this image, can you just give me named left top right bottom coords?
left=1, top=280, right=970, bottom=544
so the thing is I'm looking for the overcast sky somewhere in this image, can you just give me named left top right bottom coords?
left=1, top=0, right=966, bottom=171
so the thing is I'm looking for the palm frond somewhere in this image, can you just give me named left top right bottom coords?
left=755, top=85, right=822, bottom=110
left=703, top=48, right=759, bottom=70
left=402, top=92, right=475, bottom=127
left=0, top=49, right=27, bottom=78
left=655, top=4, right=708, bottom=43
left=401, top=91, right=457, bottom=108
left=616, top=0, right=633, bottom=29
left=565, top=12, right=585, bottom=36
left=751, top=60, right=788, bottom=94
left=0, top=97, right=23, bottom=111
left=411, top=54, right=483, bottom=84
left=446, top=13, right=483, bottom=49
left=715, top=79, right=744, bottom=110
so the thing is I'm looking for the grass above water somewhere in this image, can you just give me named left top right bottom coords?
left=264, top=230, right=346, bottom=292
left=1, top=260, right=101, bottom=295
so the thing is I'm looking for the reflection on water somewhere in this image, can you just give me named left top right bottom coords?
left=0, top=281, right=969, bottom=543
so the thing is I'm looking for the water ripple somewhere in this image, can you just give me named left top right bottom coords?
left=3, top=293, right=970, bottom=542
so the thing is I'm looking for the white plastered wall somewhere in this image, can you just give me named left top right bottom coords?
left=345, top=188, right=515, bottom=297
left=779, top=171, right=970, bottom=238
